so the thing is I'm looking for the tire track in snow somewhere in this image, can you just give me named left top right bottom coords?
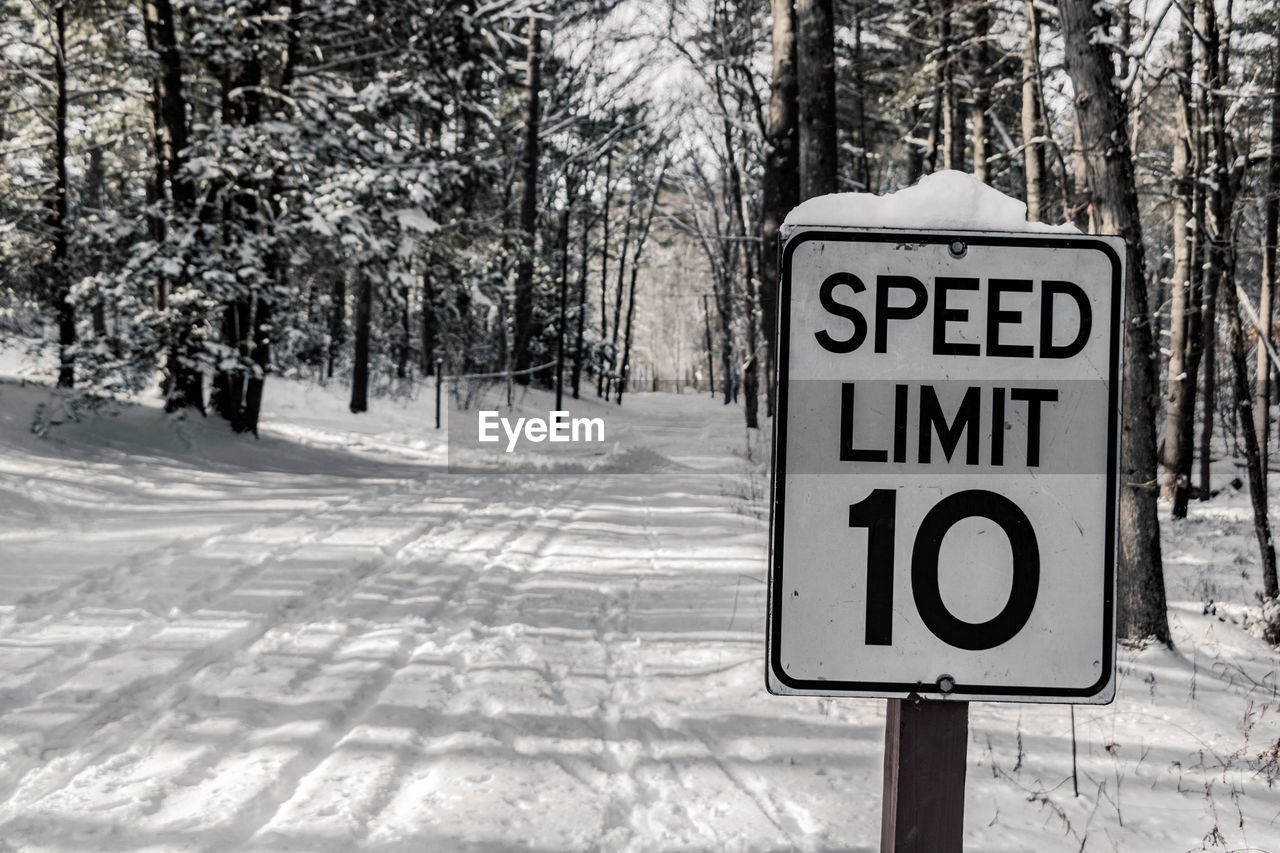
left=228, top=476, right=590, bottom=849
left=589, top=488, right=692, bottom=852
left=0, top=483, right=409, bottom=715
left=0, top=478, right=363, bottom=630
left=0, top=474, right=582, bottom=848
left=274, top=477, right=598, bottom=850
left=588, top=484, right=783, bottom=851
left=0, top=475, right=491, bottom=818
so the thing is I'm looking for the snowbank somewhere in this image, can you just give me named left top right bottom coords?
left=783, top=170, right=1079, bottom=234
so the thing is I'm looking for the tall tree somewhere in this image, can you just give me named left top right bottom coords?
left=617, top=162, right=666, bottom=405
left=969, top=3, right=990, bottom=183
left=596, top=153, right=614, bottom=398
left=760, top=0, right=797, bottom=413
left=795, top=0, right=836, bottom=197
left=1197, top=0, right=1227, bottom=501
left=349, top=271, right=373, bottom=414
left=49, top=1, right=74, bottom=388
left=1060, top=0, right=1170, bottom=644
left=1162, top=4, right=1200, bottom=517
left=938, top=0, right=963, bottom=171
left=511, top=11, right=543, bottom=384
left=143, top=0, right=201, bottom=412
left=1197, top=0, right=1277, bottom=598
left=1257, top=31, right=1280, bottom=483
left=1021, top=0, right=1044, bottom=222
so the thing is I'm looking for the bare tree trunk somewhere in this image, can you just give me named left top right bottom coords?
left=761, top=0, right=797, bottom=418
left=1181, top=82, right=1209, bottom=511
left=421, top=268, right=437, bottom=374
left=327, top=272, right=346, bottom=382
left=1021, top=0, right=1044, bottom=222
left=715, top=276, right=735, bottom=406
left=853, top=14, right=871, bottom=190
left=904, top=9, right=927, bottom=183
left=1199, top=0, right=1227, bottom=500
left=87, top=143, right=107, bottom=337
left=571, top=201, right=590, bottom=399
left=618, top=165, right=665, bottom=406
left=1060, top=0, right=1170, bottom=645
left=702, top=292, right=716, bottom=397
left=1205, top=0, right=1275, bottom=597
left=970, top=3, right=991, bottom=183
left=795, top=0, right=836, bottom=197
left=50, top=2, right=74, bottom=389
left=212, top=5, right=266, bottom=432
left=741, top=235, right=761, bottom=429
left=1163, top=6, right=1198, bottom=515
left=511, top=12, right=541, bottom=383
left=243, top=298, right=270, bottom=435
left=349, top=271, right=373, bottom=413
left=596, top=154, right=613, bottom=398
left=1257, top=35, right=1280, bottom=485
left=395, top=285, right=410, bottom=380
left=923, top=50, right=943, bottom=177
left=1222, top=248, right=1279, bottom=598
left=239, top=0, right=301, bottom=434
left=607, top=186, right=637, bottom=398
left=554, top=178, right=574, bottom=410
left=144, top=0, right=201, bottom=412
left=939, top=0, right=963, bottom=172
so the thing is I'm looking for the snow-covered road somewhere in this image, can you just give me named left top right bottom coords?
left=1, top=376, right=1278, bottom=851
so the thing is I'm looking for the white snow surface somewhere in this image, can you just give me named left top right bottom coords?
left=784, top=170, right=1080, bottom=234
left=0, top=346, right=1279, bottom=852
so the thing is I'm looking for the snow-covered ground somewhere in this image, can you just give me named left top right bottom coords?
left=0, top=351, right=1278, bottom=852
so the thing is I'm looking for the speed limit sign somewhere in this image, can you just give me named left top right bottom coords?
left=766, top=228, right=1123, bottom=704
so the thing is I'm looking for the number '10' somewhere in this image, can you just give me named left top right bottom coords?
left=851, top=489, right=1040, bottom=651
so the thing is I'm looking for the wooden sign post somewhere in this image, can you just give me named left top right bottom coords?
left=880, top=699, right=969, bottom=853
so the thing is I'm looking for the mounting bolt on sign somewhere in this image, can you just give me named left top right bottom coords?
left=766, top=223, right=1123, bottom=852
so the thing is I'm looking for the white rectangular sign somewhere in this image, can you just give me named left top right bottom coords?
left=767, top=228, right=1123, bottom=704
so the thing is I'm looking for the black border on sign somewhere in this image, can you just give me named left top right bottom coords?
left=767, top=229, right=1122, bottom=699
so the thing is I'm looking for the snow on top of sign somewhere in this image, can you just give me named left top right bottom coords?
left=783, top=170, right=1079, bottom=234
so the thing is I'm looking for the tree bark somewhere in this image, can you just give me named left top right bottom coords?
left=852, top=14, right=871, bottom=191
left=761, top=0, right=797, bottom=417
left=1163, top=5, right=1199, bottom=516
left=795, top=0, right=837, bottom=197
left=1198, top=0, right=1227, bottom=500
left=327, top=272, right=346, bottom=382
left=617, top=166, right=665, bottom=406
left=243, top=298, right=270, bottom=436
left=571, top=199, right=590, bottom=399
left=51, top=2, right=74, bottom=389
left=939, top=0, right=963, bottom=172
left=349, top=271, right=373, bottom=413
left=1184, top=79, right=1209, bottom=509
left=1222, top=249, right=1279, bottom=599
left=596, top=154, right=614, bottom=398
left=1257, top=34, right=1279, bottom=486
left=144, top=0, right=201, bottom=412
left=1021, top=0, right=1045, bottom=222
left=511, top=12, right=542, bottom=383
left=1060, top=0, right=1170, bottom=645
left=970, top=3, right=991, bottom=183
left=421, top=268, right=437, bottom=374
left=606, top=186, right=637, bottom=398
left=87, top=142, right=108, bottom=337
left=702, top=293, right=716, bottom=397
left=555, top=180, right=574, bottom=410
left=395, top=285, right=411, bottom=380
left=211, top=6, right=265, bottom=432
